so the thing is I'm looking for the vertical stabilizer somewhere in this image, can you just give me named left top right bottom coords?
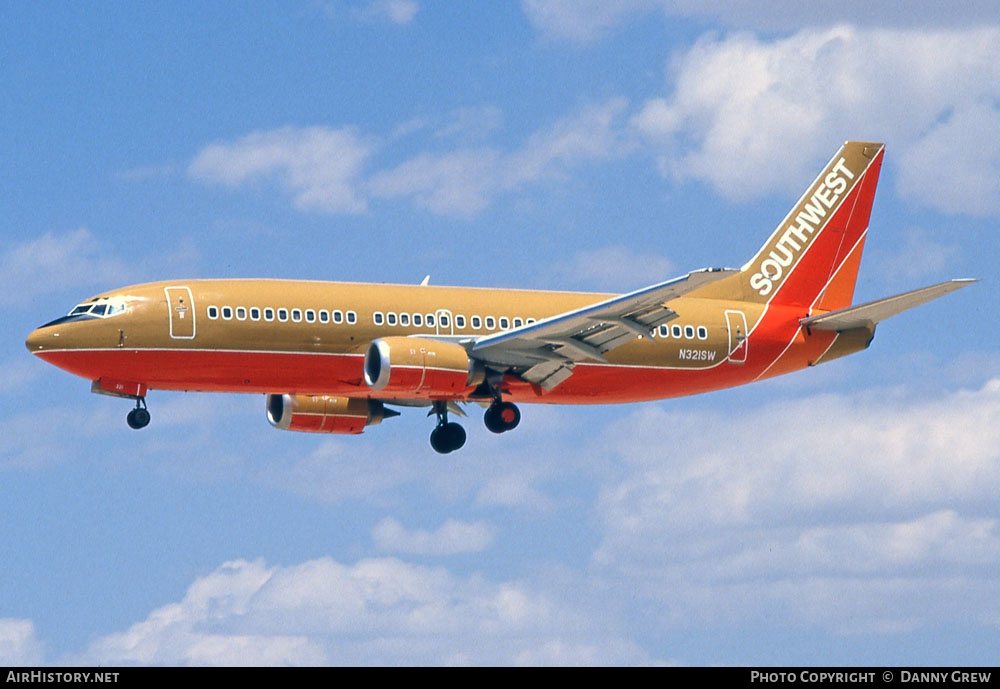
left=697, top=141, right=884, bottom=310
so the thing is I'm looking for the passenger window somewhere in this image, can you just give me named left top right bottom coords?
left=305, top=309, right=316, bottom=323
left=426, top=314, right=435, bottom=327
left=697, top=326, right=708, bottom=340
left=278, top=308, right=288, bottom=322
left=526, top=318, right=536, bottom=325
left=222, top=306, right=233, bottom=320
left=264, top=308, right=275, bottom=322
left=400, top=313, right=410, bottom=326
left=387, top=312, right=397, bottom=326
left=499, top=317, right=509, bottom=330
left=471, top=315, right=481, bottom=329
left=439, top=314, right=449, bottom=328
left=413, top=313, right=422, bottom=326
left=455, top=315, right=466, bottom=329
left=333, top=310, right=343, bottom=324
left=485, top=316, right=495, bottom=330
left=250, top=307, right=261, bottom=321
left=319, top=310, right=329, bottom=323
left=672, top=325, right=682, bottom=338
left=684, top=325, right=694, bottom=339
left=373, top=312, right=384, bottom=326
left=291, top=309, right=302, bottom=322
left=236, top=307, right=247, bottom=321
left=346, top=311, right=357, bottom=324
left=513, top=318, right=523, bottom=328
left=208, top=306, right=219, bottom=320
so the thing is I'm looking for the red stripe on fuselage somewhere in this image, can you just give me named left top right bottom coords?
left=33, top=306, right=822, bottom=405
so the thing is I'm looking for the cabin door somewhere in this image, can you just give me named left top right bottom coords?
left=725, top=309, right=748, bottom=364
left=435, top=308, right=454, bottom=336
left=165, top=286, right=196, bottom=340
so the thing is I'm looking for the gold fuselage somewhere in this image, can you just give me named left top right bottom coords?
left=26, top=278, right=866, bottom=405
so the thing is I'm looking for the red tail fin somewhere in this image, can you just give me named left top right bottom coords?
left=698, top=142, right=884, bottom=310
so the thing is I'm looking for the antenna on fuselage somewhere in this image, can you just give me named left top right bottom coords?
left=419, top=275, right=430, bottom=286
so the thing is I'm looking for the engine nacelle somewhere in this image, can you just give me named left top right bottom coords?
left=266, top=394, right=397, bottom=434
left=363, top=336, right=484, bottom=395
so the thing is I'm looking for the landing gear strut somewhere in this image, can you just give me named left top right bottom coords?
left=126, top=397, right=150, bottom=430
left=429, top=401, right=466, bottom=454
left=474, top=373, right=521, bottom=435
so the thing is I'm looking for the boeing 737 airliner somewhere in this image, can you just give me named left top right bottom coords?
left=26, top=141, right=974, bottom=453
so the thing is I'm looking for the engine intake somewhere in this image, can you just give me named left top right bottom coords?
left=266, top=394, right=398, bottom=434
left=363, top=336, right=484, bottom=395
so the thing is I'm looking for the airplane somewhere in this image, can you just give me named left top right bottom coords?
left=26, top=141, right=975, bottom=454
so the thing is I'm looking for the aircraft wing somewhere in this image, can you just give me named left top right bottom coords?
left=470, top=268, right=737, bottom=389
left=800, top=279, right=977, bottom=331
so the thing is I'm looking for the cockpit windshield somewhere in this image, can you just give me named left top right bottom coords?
left=67, top=297, right=128, bottom=318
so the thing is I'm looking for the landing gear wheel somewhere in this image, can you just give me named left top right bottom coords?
left=430, top=422, right=466, bottom=454
left=126, top=398, right=150, bottom=430
left=126, top=407, right=150, bottom=429
left=484, top=401, right=520, bottom=433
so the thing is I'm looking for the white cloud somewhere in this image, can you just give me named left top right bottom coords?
left=188, top=126, right=375, bottom=214
left=632, top=25, right=1000, bottom=214
left=591, top=378, right=1000, bottom=633
left=369, top=98, right=630, bottom=216
left=354, top=0, right=419, bottom=25
left=69, top=556, right=656, bottom=665
left=506, top=98, right=630, bottom=181
left=0, top=619, right=45, bottom=665
left=474, top=468, right=555, bottom=511
left=896, top=102, right=1000, bottom=216
left=521, top=0, right=1000, bottom=41
left=189, top=101, right=626, bottom=219
left=877, top=228, right=960, bottom=282
left=188, top=28, right=1000, bottom=218
left=250, top=405, right=596, bottom=510
left=252, top=435, right=427, bottom=504
left=367, top=148, right=502, bottom=217
left=372, top=517, right=495, bottom=555
left=547, top=245, right=676, bottom=291
left=78, top=559, right=325, bottom=666
left=521, top=0, right=657, bottom=43
left=0, top=229, right=134, bottom=307
left=690, top=0, right=1000, bottom=30
left=434, top=105, right=505, bottom=144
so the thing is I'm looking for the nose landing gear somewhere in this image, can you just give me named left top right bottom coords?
left=126, top=397, right=150, bottom=430
left=429, top=401, right=466, bottom=454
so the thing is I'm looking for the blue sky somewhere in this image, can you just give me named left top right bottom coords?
left=2, top=0, right=999, bottom=666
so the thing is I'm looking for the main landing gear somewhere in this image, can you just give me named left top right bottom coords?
left=427, top=383, right=522, bottom=453
left=126, top=397, right=150, bottom=430
left=429, top=401, right=466, bottom=454
left=484, top=400, right=520, bottom=434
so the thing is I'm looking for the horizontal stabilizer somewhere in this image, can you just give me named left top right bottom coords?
left=800, top=279, right=976, bottom=331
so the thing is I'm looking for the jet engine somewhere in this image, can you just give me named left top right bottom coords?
left=363, top=336, right=484, bottom=395
left=266, top=394, right=398, bottom=434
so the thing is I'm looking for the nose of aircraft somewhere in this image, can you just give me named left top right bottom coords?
left=25, top=326, right=54, bottom=353
left=26, top=327, right=43, bottom=352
